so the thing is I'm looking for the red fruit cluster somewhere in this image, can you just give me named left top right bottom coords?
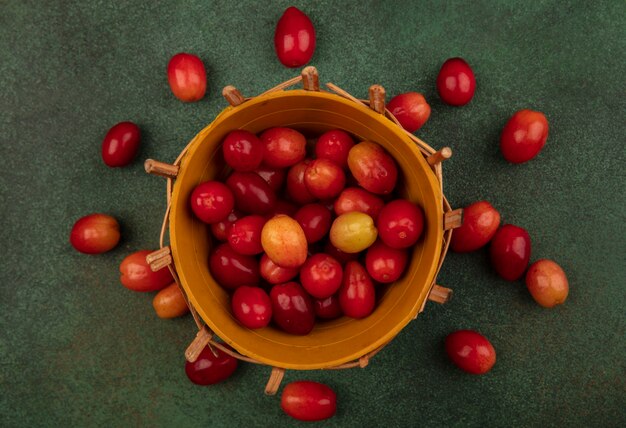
left=188, top=127, right=426, bottom=335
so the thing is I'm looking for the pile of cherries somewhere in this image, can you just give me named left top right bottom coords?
left=67, top=5, right=571, bottom=422
left=191, top=127, right=425, bottom=335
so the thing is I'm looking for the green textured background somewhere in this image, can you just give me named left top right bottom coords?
left=1, top=0, right=625, bottom=426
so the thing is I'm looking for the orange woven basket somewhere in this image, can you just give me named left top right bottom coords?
left=145, top=67, right=461, bottom=394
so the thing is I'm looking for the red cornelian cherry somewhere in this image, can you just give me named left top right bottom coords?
left=338, top=261, right=376, bottom=319
left=225, top=171, right=277, bottom=215
left=209, top=244, right=260, bottom=290
left=70, top=213, right=120, bottom=254
left=231, top=286, right=272, bottom=329
left=167, top=53, right=207, bottom=102
left=365, top=240, right=408, bottom=283
left=210, top=210, right=243, bottom=241
left=119, top=250, right=173, bottom=292
left=436, top=57, right=476, bottom=106
left=222, top=130, right=264, bottom=171
left=254, top=165, right=286, bottom=192
left=313, top=295, right=343, bottom=320
left=386, top=92, right=431, bottom=132
left=294, top=203, right=332, bottom=244
left=377, top=200, right=425, bottom=249
left=101, top=121, right=140, bottom=167
left=270, top=282, right=315, bottom=335
left=227, top=215, right=266, bottom=255
left=260, top=253, right=299, bottom=284
left=281, top=381, right=337, bottom=422
left=315, top=130, right=355, bottom=168
left=286, top=160, right=317, bottom=205
left=334, top=187, right=385, bottom=221
left=490, top=224, right=531, bottom=281
left=304, top=158, right=346, bottom=199
left=450, top=201, right=501, bottom=252
left=260, top=127, right=307, bottom=168
left=445, top=330, right=496, bottom=374
left=300, top=253, right=343, bottom=299
left=274, top=7, right=316, bottom=68
left=185, top=345, right=238, bottom=385
left=500, top=109, right=549, bottom=163
left=525, top=259, right=569, bottom=308
left=190, top=181, right=234, bottom=224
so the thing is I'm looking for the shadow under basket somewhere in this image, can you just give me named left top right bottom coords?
left=145, top=67, right=462, bottom=395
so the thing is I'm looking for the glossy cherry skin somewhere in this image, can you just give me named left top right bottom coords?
left=231, top=286, right=272, bottom=329
left=260, top=253, right=299, bottom=284
left=365, top=241, right=408, bottom=283
left=338, top=261, right=376, bottom=319
left=254, top=165, right=286, bottom=192
left=210, top=210, right=243, bottom=241
left=222, top=130, right=264, bottom=171
left=274, top=7, right=316, bottom=68
left=436, top=57, right=476, bottom=106
left=347, top=141, right=398, bottom=195
left=286, top=160, right=317, bottom=204
left=209, top=244, right=260, bottom=290
left=315, top=130, right=355, bottom=168
left=152, top=283, right=189, bottom=319
left=377, top=200, right=425, bottom=249
left=119, top=250, right=173, bottom=292
left=190, top=181, right=234, bottom=224
left=227, top=215, right=266, bottom=255
left=101, top=122, right=140, bottom=167
left=313, top=295, right=343, bottom=320
left=490, top=225, right=531, bottom=281
left=185, top=345, right=238, bottom=385
left=270, top=282, right=315, bottom=335
left=525, top=259, right=569, bottom=308
left=167, top=53, right=206, bottom=102
left=304, top=158, right=346, bottom=199
left=281, top=381, right=337, bottom=422
left=445, top=330, right=496, bottom=375
left=300, top=254, right=343, bottom=299
left=450, top=201, right=501, bottom=252
left=261, top=215, right=308, bottom=268
left=70, top=213, right=120, bottom=254
left=226, top=171, right=277, bottom=215
left=500, top=110, right=549, bottom=163
left=386, top=92, right=431, bottom=132
left=294, top=203, right=332, bottom=244
left=334, top=187, right=385, bottom=221
left=260, top=127, right=307, bottom=168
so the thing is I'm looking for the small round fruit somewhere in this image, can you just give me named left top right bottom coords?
left=304, top=158, right=346, bottom=199
left=209, top=244, right=260, bottom=290
left=281, top=381, right=337, bottom=422
left=254, top=165, right=286, bottom=192
left=210, top=210, right=243, bottom=241
left=445, top=330, right=496, bottom=374
left=286, top=160, right=317, bottom=204
left=347, top=141, right=397, bottom=194
left=313, top=295, right=343, bottom=320
left=120, top=250, right=173, bottom=292
left=270, top=282, right=315, bottom=335
left=70, top=213, right=120, bottom=254
left=190, top=181, right=234, bottom=224
left=294, top=204, right=332, bottom=244
left=339, top=261, right=376, bottom=318
left=500, top=110, right=549, bottom=163
left=226, top=171, right=277, bottom=215
left=300, top=254, right=343, bottom=299
left=377, top=200, right=424, bottom=249
left=261, top=215, right=308, bottom=268
left=167, top=53, right=206, bottom=102
left=185, top=345, right=238, bottom=385
left=227, top=215, right=266, bottom=255
left=222, top=130, right=264, bottom=171
left=315, top=130, right=354, bottom=168
left=386, top=92, right=431, bottom=132
left=436, top=57, right=476, bottom=106
left=101, top=121, right=140, bottom=167
left=490, top=225, right=531, bottom=281
left=274, top=7, right=316, bottom=68
left=330, top=212, right=378, bottom=254
left=231, top=286, right=272, bottom=329
left=260, top=127, right=307, bottom=168
left=365, top=241, right=408, bottom=283
left=152, top=283, right=189, bottom=319
left=525, top=259, right=569, bottom=308
left=334, top=187, right=385, bottom=221
left=450, top=201, right=501, bottom=252
left=260, top=254, right=299, bottom=284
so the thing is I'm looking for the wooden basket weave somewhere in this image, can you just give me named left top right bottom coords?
left=145, top=67, right=461, bottom=394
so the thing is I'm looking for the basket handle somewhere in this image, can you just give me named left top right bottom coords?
left=264, top=367, right=286, bottom=395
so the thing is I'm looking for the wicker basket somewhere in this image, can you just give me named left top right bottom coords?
left=145, top=67, right=461, bottom=394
